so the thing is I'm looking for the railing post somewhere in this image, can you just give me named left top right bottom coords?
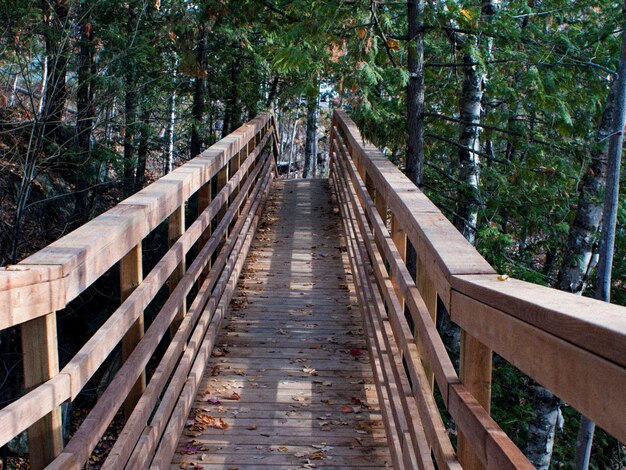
left=458, top=332, right=493, bottom=470
left=416, top=257, right=437, bottom=388
left=21, top=313, right=63, bottom=469
left=168, top=205, right=186, bottom=336
left=230, top=148, right=244, bottom=219
left=216, top=164, right=229, bottom=245
left=120, top=243, right=145, bottom=418
left=198, top=180, right=212, bottom=284
left=390, top=214, right=407, bottom=313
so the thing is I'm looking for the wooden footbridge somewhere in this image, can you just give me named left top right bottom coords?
left=1, top=111, right=625, bottom=470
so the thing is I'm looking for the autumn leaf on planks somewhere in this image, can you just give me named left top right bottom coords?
left=206, top=396, right=221, bottom=405
left=180, top=441, right=209, bottom=455
left=219, top=391, right=241, bottom=401
left=179, top=463, right=203, bottom=470
left=194, top=413, right=230, bottom=430
left=349, top=348, right=363, bottom=357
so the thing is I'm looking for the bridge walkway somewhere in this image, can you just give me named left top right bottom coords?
left=170, top=179, right=392, bottom=469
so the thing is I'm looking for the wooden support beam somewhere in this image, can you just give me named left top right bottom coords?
left=168, top=205, right=186, bottom=336
left=458, top=331, right=493, bottom=470
left=120, top=243, right=145, bottom=418
left=416, top=257, right=437, bottom=388
left=198, top=180, right=212, bottom=284
left=390, top=214, right=407, bottom=314
left=216, top=165, right=229, bottom=233
left=21, top=313, right=63, bottom=470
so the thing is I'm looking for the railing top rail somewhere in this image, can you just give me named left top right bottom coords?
left=0, top=113, right=273, bottom=328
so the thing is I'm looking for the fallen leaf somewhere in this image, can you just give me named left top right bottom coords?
left=221, top=392, right=241, bottom=401
left=211, top=348, right=225, bottom=357
left=341, top=405, right=353, bottom=414
left=349, top=348, right=362, bottom=357
left=206, top=396, right=221, bottom=405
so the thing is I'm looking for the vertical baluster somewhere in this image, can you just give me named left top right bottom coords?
left=21, top=313, right=63, bottom=469
left=168, top=205, right=186, bottom=336
left=120, top=243, right=145, bottom=417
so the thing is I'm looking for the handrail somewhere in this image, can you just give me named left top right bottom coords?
left=0, top=113, right=274, bottom=327
left=329, top=109, right=626, bottom=469
left=0, top=114, right=278, bottom=469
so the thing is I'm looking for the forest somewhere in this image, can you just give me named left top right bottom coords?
left=0, top=0, right=625, bottom=469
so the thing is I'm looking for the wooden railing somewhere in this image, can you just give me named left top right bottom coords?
left=329, top=109, right=626, bottom=470
left=0, top=113, right=279, bottom=469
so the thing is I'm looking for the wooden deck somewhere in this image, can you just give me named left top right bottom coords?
left=170, top=179, right=392, bottom=469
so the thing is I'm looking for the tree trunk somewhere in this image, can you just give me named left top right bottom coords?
left=41, top=0, right=69, bottom=140
left=266, top=75, right=279, bottom=109
left=454, top=0, right=499, bottom=244
left=134, top=107, right=150, bottom=192
left=287, top=98, right=302, bottom=179
left=406, top=0, right=425, bottom=187
left=454, top=49, right=484, bottom=244
left=72, top=8, right=96, bottom=228
left=303, top=90, right=318, bottom=179
left=574, top=9, right=626, bottom=469
left=123, top=3, right=139, bottom=197
left=190, top=26, right=208, bottom=159
left=165, top=82, right=177, bottom=175
left=524, top=383, right=562, bottom=470
left=557, top=86, right=614, bottom=294
left=222, top=58, right=242, bottom=138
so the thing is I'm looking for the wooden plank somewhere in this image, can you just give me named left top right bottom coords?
left=168, top=205, right=186, bottom=336
left=20, top=313, right=63, bottom=470
left=450, top=290, right=626, bottom=445
left=120, top=243, right=146, bottom=418
left=452, top=274, right=626, bottom=369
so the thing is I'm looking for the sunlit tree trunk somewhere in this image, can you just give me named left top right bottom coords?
left=303, top=88, right=318, bottom=179
left=454, top=0, right=499, bottom=244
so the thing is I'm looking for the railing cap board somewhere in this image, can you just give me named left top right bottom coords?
left=1, top=113, right=271, bottom=326
left=452, top=274, right=626, bottom=369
